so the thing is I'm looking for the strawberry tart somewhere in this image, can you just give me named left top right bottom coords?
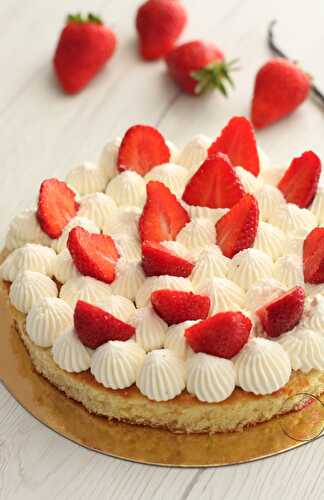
left=1, top=117, right=324, bottom=434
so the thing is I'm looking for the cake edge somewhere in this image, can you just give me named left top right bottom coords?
left=2, top=279, right=324, bottom=434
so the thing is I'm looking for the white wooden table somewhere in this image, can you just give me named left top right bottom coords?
left=1, top=1, right=324, bottom=498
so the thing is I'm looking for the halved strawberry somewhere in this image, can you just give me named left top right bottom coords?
left=142, top=241, right=194, bottom=277
left=303, top=228, right=324, bottom=284
left=185, top=311, right=251, bottom=358
left=67, top=227, right=119, bottom=284
left=37, top=178, right=79, bottom=238
left=256, top=286, right=305, bottom=338
left=208, top=117, right=260, bottom=176
left=277, top=151, right=321, bottom=208
left=151, top=289, right=210, bottom=325
left=139, top=181, right=189, bottom=242
left=74, top=300, right=135, bottom=348
left=216, top=193, right=259, bottom=258
left=182, top=153, right=245, bottom=208
left=117, top=125, right=170, bottom=176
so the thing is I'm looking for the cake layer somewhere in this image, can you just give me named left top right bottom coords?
left=5, top=281, right=324, bottom=434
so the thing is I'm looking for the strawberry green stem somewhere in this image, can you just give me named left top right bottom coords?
left=191, top=59, right=239, bottom=96
left=67, top=13, right=102, bottom=25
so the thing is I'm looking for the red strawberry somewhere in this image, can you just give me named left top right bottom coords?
left=165, top=40, right=236, bottom=96
left=67, top=227, right=119, bottom=284
left=136, top=0, right=187, bottom=60
left=140, top=181, right=189, bottom=242
left=277, top=151, right=321, bottom=208
left=37, top=179, right=79, bottom=238
left=117, top=125, right=170, bottom=176
left=151, top=290, right=210, bottom=325
left=251, top=58, right=311, bottom=129
left=182, top=153, right=245, bottom=209
left=256, top=286, right=305, bottom=338
left=185, top=311, right=251, bottom=358
left=208, top=117, right=260, bottom=176
left=53, top=13, right=117, bottom=94
left=74, top=300, right=135, bottom=348
left=216, top=193, right=259, bottom=258
left=303, top=228, right=324, bottom=284
left=142, top=240, right=194, bottom=277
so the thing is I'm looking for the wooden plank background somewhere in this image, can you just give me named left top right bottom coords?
left=0, top=1, right=324, bottom=498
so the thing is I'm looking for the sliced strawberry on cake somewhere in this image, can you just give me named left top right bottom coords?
left=117, top=124, right=170, bottom=176
left=182, top=153, right=245, bottom=208
left=151, top=289, right=210, bottom=325
left=256, top=286, right=305, bottom=338
left=278, top=151, right=321, bottom=208
left=68, top=227, right=119, bottom=284
left=216, top=193, right=259, bottom=258
left=37, top=178, right=79, bottom=238
left=142, top=241, right=194, bottom=277
left=208, top=116, right=260, bottom=176
left=303, top=228, right=324, bottom=284
left=139, top=181, right=190, bottom=242
left=74, top=300, right=135, bottom=348
left=185, top=311, right=251, bottom=358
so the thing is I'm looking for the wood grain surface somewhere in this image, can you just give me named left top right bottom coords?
left=0, top=1, right=324, bottom=498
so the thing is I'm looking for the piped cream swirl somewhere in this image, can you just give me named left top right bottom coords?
left=53, top=249, right=80, bottom=284
left=187, top=353, right=235, bottom=402
left=91, top=340, right=146, bottom=389
left=176, top=218, right=216, bottom=256
left=190, top=246, right=230, bottom=289
left=111, top=259, right=145, bottom=301
left=197, top=277, right=245, bottom=314
left=273, top=254, right=304, bottom=288
left=235, top=338, right=291, bottom=395
left=52, top=328, right=92, bottom=373
left=131, top=306, right=168, bottom=352
left=96, top=295, right=136, bottom=322
left=26, top=297, right=73, bottom=347
left=176, top=134, right=211, bottom=173
left=0, top=244, right=56, bottom=281
left=106, top=171, right=146, bottom=208
left=278, top=328, right=324, bottom=373
left=145, top=163, right=188, bottom=198
left=9, top=271, right=58, bottom=314
left=164, top=320, right=197, bottom=358
left=5, top=209, right=51, bottom=250
left=102, top=207, right=141, bottom=238
left=78, top=193, right=117, bottom=230
left=136, top=349, right=186, bottom=401
left=235, top=166, right=263, bottom=194
left=66, top=162, right=107, bottom=195
left=228, top=249, right=274, bottom=292
left=254, top=222, right=286, bottom=261
left=272, top=203, right=317, bottom=234
left=60, top=276, right=112, bottom=309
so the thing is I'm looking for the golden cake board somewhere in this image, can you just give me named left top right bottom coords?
left=0, top=291, right=324, bottom=467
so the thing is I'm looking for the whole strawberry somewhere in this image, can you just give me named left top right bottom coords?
left=165, top=40, right=236, bottom=96
left=136, top=0, right=187, bottom=60
left=251, top=58, right=311, bottom=128
left=54, top=13, right=117, bottom=94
